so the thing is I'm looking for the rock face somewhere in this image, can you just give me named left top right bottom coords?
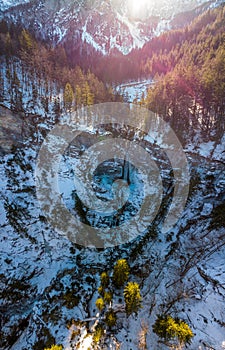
left=0, top=106, right=23, bottom=155
left=0, top=0, right=222, bottom=54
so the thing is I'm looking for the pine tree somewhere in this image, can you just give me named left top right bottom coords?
left=0, top=70, right=4, bottom=103
left=0, top=20, right=8, bottom=34
left=53, top=97, right=61, bottom=120
left=112, top=259, right=129, bottom=287
left=9, top=68, right=23, bottom=111
left=5, top=32, right=12, bottom=57
left=124, top=282, right=142, bottom=316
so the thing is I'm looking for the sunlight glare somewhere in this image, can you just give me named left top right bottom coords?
left=80, top=335, right=92, bottom=349
left=129, top=0, right=150, bottom=18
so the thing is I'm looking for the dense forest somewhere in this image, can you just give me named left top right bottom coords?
left=140, top=5, right=225, bottom=143
left=0, top=21, right=120, bottom=117
left=0, top=4, right=225, bottom=350
left=0, top=4, right=224, bottom=144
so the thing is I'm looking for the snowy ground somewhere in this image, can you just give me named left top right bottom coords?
left=0, top=0, right=32, bottom=11
left=0, top=99, right=225, bottom=349
left=0, top=61, right=225, bottom=349
left=115, top=79, right=154, bottom=102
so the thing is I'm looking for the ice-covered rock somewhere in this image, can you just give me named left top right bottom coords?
left=201, top=202, right=213, bottom=216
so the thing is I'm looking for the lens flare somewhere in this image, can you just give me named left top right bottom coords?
left=129, top=0, right=150, bottom=18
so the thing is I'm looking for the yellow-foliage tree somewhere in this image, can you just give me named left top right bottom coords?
left=63, top=82, right=74, bottom=110
left=153, top=315, right=194, bottom=349
left=44, top=345, right=63, bottom=350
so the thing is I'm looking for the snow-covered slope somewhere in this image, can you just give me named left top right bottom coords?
left=0, top=99, right=225, bottom=349
left=0, top=57, right=225, bottom=349
left=0, top=0, right=32, bottom=11
left=0, top=0, right=223, bottom=55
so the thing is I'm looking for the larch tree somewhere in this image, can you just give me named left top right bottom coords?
left=112, top=259, right=129, bottom=288
left=95, top=297, right=105, bottom=312
left=123, top=281, right=142, bottom=316
left=105, top=309, right=117, bottom=328
left=82, top=81, right=94, bottom=106
left=75, top=85, right=82, bottom=107
left=100, top=272, right=110, bottom=288
left=63, top=82, right=74, bottom=110
left=44, top=345, right=63, bottom=350
left=153, top=314, right=194, bottom=349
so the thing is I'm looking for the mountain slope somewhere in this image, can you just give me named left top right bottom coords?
left=0, top=0, right=223, bottom=55
left=0, top=2, right=225, bottom=350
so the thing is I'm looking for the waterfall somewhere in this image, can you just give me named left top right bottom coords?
left=122, top=157, right=130, bottom=184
